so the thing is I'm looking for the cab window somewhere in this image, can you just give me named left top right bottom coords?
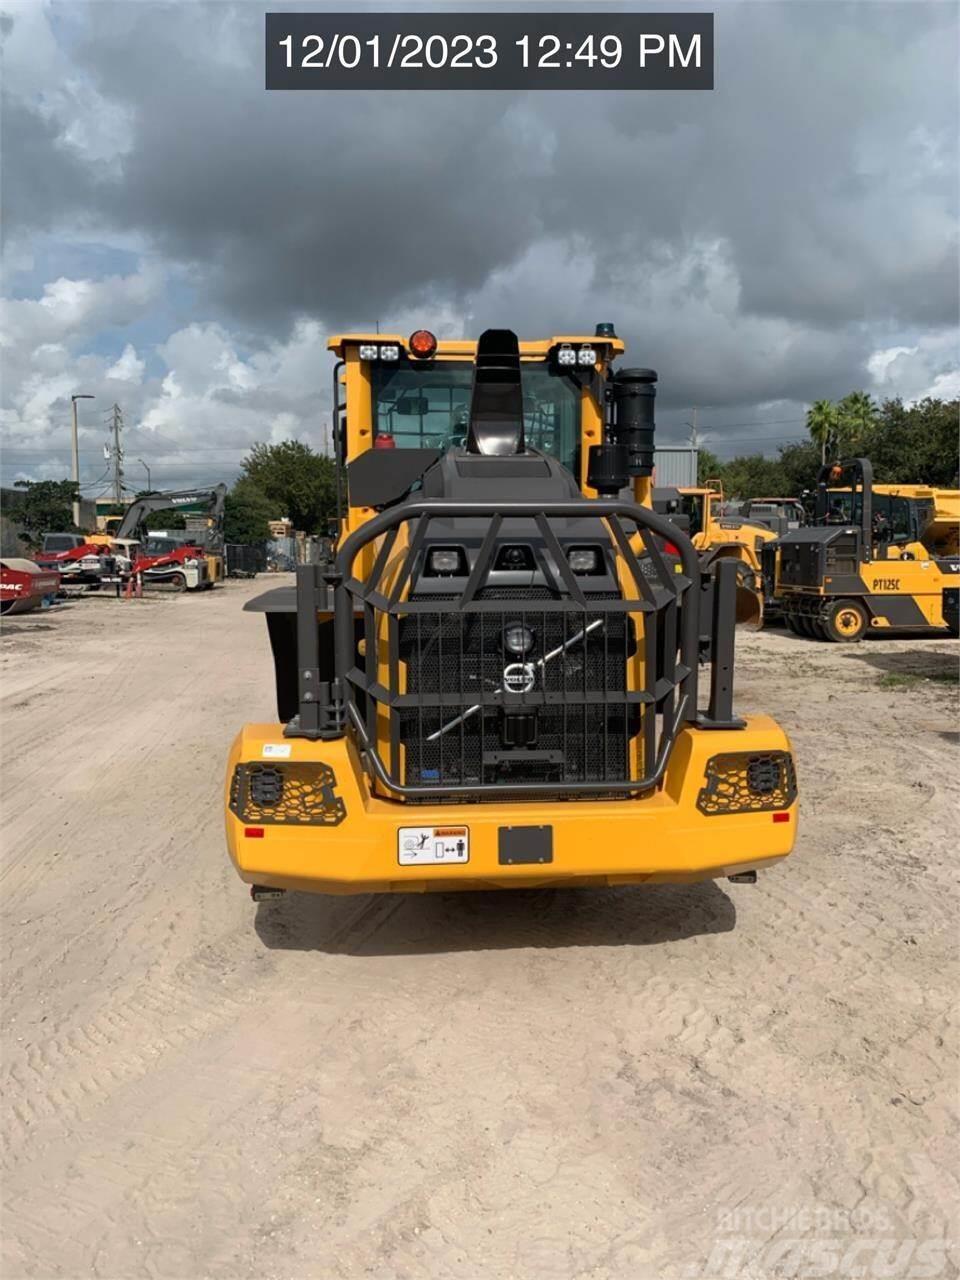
left=679, top=494, right=704, bottom=537
left=370, top=360, right=582, bottom=475
left=871, top=494, right=912, bottom=543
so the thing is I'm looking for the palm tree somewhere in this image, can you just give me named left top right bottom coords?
left=806, top=399, right=838, bottom=465
left=836, top=391, right=878, bottom=455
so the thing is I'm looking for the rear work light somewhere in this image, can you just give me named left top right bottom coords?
left=567, top=546, right=600, bottom=574
left=409, top=329, right=437, bottom=359
left=557, top=345, right=576, bottom=366
left=359, top=343, right=400, bottom=362
left=426, top=546, right=466, bottom=575
left=577, top=346, right=597, bottom=366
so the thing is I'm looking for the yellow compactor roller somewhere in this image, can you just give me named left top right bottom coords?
left=766, top=459, right=960, bottom=641
left=225, top=327, right=797, bottom=899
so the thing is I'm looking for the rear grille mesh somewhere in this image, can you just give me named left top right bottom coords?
left=398, top=589, right=635, bottom=792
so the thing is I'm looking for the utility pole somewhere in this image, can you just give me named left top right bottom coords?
left=138, top=458, right=151, bottom=491
left=688, top=406, right=701, bottom=449
left=70, top=393, right=95, bottom=528
left=106, top=403, right=125, bottom=502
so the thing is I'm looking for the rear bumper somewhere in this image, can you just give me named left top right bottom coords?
left=224, top=717, right=797, bottom=895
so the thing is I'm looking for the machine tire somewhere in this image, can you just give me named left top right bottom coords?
left=169, top=572, right=187, bottom=593
left=796, top=615, right=815, bottom=637
left=822, top=598, right=868, bottom=643
left=0, top=600, right=13, bottom=616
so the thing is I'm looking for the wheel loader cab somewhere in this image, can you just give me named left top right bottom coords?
left=654, top=482, right=775, bottom=631
left=226, top=328, right=797, bottom=898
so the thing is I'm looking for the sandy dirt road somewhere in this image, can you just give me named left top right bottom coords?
left=1, top=579, right=957, bottom=1280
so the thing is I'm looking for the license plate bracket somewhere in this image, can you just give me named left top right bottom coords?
left=498, top=825, right=553, bottom=865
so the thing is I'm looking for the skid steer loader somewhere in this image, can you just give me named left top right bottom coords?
left=225, top=328, right=797, bottom=898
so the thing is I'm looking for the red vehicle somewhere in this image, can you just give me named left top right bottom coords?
left=0, top=559, right=61, bottom=616
left=131, top=540, right=210, bottom=591
left=34, top=534, right=115, bottom=585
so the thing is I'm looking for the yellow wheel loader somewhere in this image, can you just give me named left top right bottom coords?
left=225, top=327, right=797, bottom=899
left=654, top=481, right=778, bottom=629
left=766, top=459, right=960, bottom=641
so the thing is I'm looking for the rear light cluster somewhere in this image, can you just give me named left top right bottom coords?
left=358, top=330, right=437, bottom=362
left=557, top=344, right=597, bottom=368
left=425, top=544, right=604, bottom=578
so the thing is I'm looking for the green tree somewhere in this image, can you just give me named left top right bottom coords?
left=835, top=391, right=878, bottom=455
left=715, top=453, right=790, bottom=501
left=239, top=441, right=336, bottom=533
left=805, top=399, right=838, bottom=465
left=223, top=478, right=274, bottom=544
left=869, top=397, right=959, bottom=486
left=144, top=508, right=187, bottom=531
left=776, top=440, right=823, bottom=497
left=13, top=479, right=80, bottom=543
left=696, top=447, right=724, bottom=485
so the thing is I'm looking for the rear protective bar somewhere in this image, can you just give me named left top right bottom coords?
left=286, top=498, right=743, bottom=797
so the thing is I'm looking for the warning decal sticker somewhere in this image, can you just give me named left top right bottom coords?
left=398, top=826, right=469, bottom=866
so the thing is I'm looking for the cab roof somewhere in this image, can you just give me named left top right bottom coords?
left=326, top=333, right=625, bottom=359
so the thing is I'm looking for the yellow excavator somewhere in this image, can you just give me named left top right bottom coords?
left=654, top=481, right=778, bottom=629
left=225, top=327, right=797, bottom=900
left=766, top=460, right=960, bottom=640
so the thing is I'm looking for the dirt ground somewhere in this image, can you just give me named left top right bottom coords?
left=1, top=579, right=957, bottom=1280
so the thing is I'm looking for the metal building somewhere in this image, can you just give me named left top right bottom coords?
left=653, top=446, right=699, bottom=488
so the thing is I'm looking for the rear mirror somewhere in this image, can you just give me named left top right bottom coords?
left=395, top=396, right=429, bottom=417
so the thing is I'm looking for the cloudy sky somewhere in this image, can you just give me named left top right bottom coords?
left=1, top=0, right=957, bottom=496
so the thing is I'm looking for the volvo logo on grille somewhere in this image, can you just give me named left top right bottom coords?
left=502, top=662, right=536, bottom=693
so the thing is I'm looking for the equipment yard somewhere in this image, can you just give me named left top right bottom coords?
left=2, top=580, right=957, bottom=1279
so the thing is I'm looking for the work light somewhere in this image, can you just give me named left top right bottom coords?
left=557, top=345, right=576, bottom=366
left=577, top=346, right=597, bottom=366
left=379, top=344, right=400, bottom=361
left=568, top=547, right=600, bottom=574
left=503, top=623, right=535, bottom=655
left=427, top=547, right=464, bottom=575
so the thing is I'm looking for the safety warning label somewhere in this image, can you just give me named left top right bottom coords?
left=398, top=826, right=469, bottom=866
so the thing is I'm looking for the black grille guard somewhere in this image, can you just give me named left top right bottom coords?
left=287, top=499, right=744, bottom=798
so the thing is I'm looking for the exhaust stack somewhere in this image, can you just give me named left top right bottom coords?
left=466, top=329, right=525, bottom=457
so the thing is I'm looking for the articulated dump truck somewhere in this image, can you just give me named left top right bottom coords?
left=225, top=327, right=797, bottom=898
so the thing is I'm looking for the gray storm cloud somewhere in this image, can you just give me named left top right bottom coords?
left=1, top=0, right=957, bottom=470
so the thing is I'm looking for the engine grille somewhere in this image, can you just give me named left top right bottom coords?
left=778, top=541, right=822, bottom=588
left=398, top=588, right=636, bottom=792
